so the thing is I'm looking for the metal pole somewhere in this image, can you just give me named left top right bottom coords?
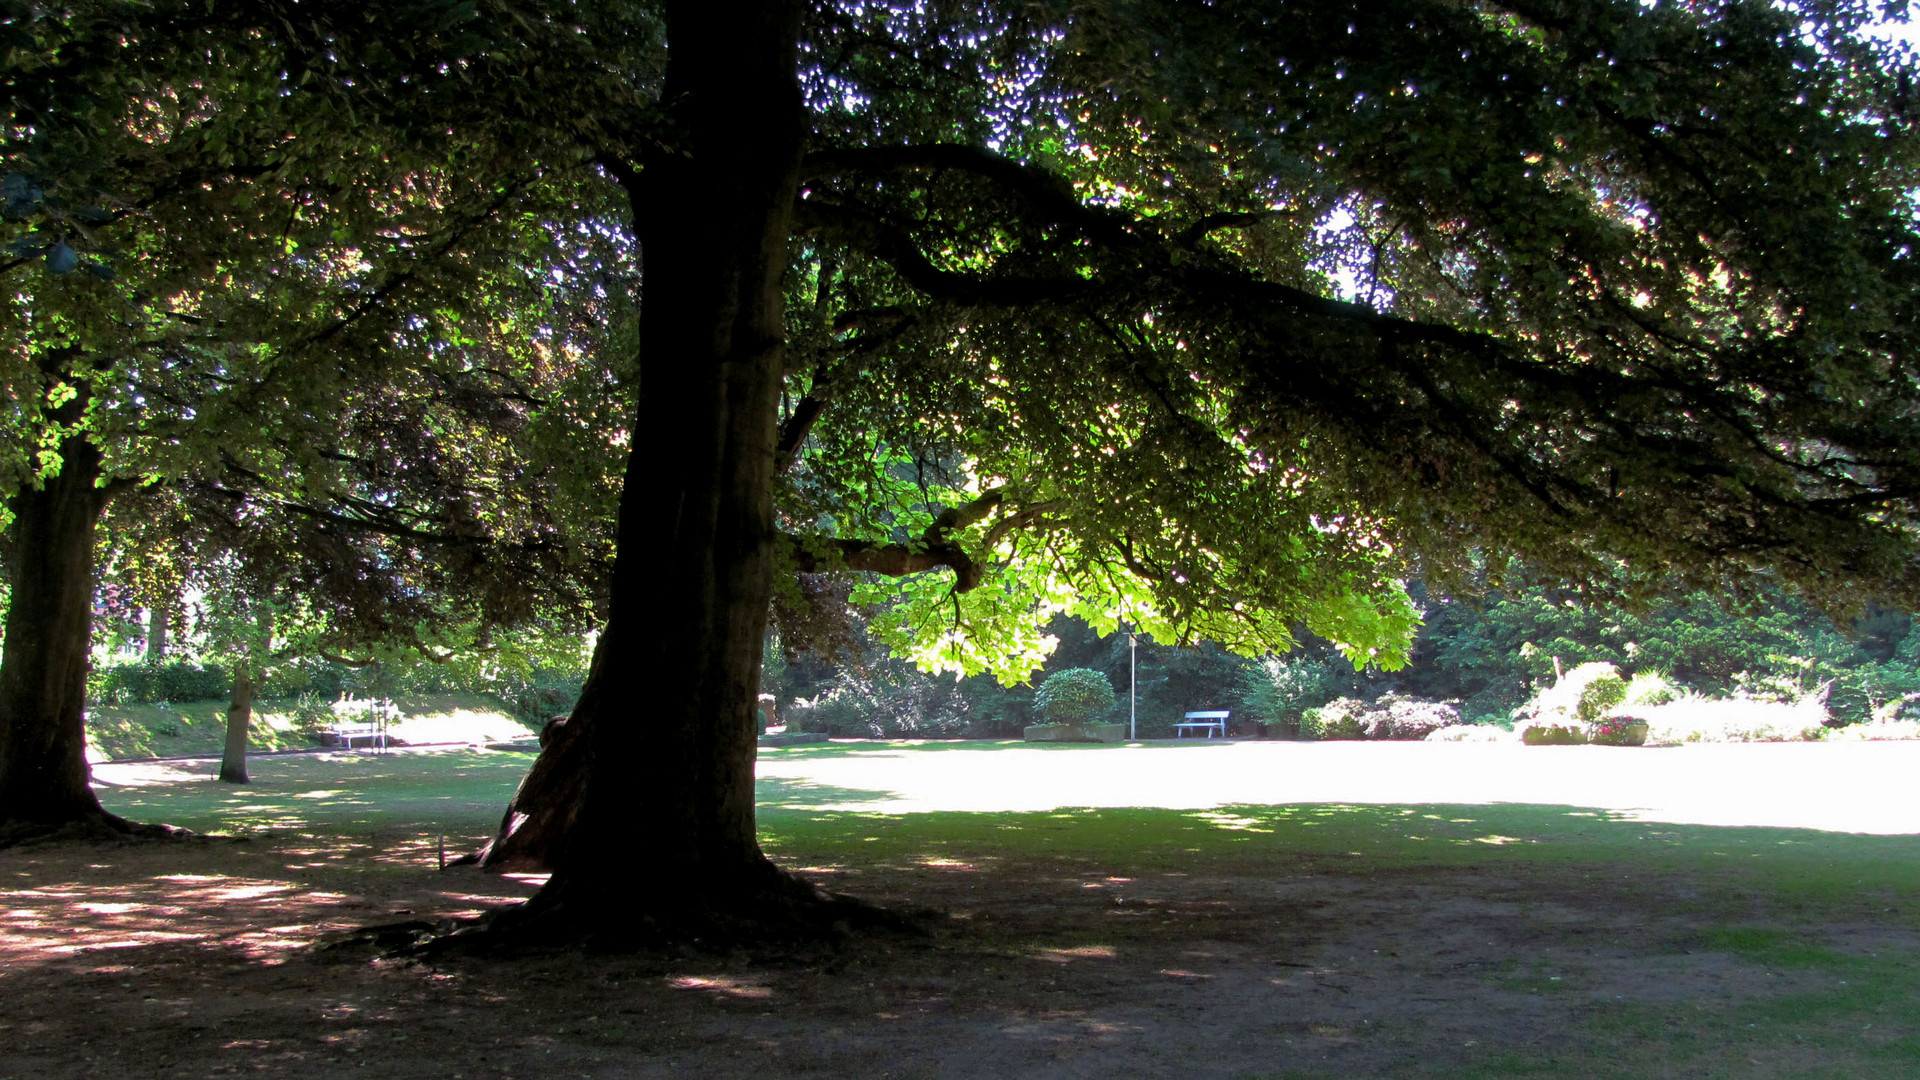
left=1129, top=630, right=1137, bottom=741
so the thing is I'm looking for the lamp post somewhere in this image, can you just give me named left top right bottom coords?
left=1128, top=628, right=1138, bottom=741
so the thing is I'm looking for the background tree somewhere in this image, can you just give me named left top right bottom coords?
left=190, top=579, right=279, bottom=785
left=0, top=3, right=628, bottom=840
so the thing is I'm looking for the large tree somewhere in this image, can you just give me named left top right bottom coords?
left=0, top=4, right=623, bottom=841
left=14, top=0, right=1917, bottom=939
left=448, top=0, right=1920, bottom=945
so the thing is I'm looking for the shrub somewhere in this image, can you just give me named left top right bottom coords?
left=1297, top=706, right=1326, bottom=740
left=789, top=688, right=878, bottom=737
left=497, top=668, right=588, bottom=724
left=1307, top=695, right=1459, bottom=740
left=1459, top=688, right=1521, bottom=727
left=290, top=692, right=337, bottom=743
left=1034, top=668, right=1116, bottom=727
left=786, top=667, right=977, bottom=738
left=1823, top=674, right=1875, bottom=727
left=1825, top=717, right=1920, bottom=741
left=89, top=659, right=229, bottom=705
left=1632, top=693, right=1829, bottom=743
left=1238, top=655, right=1341, bottom=734
left=1312, top=698, right=1369, bottom=739
left=1877, top=692, right=1920, bottom=724
left=1621, top=670, right=1681, bottom=706
left=1365, top=694, right=1459, bottom=739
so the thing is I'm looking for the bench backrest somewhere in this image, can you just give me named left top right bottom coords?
left=1184, top=711, right=1230, bottom=720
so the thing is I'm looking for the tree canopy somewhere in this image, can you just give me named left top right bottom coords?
left=781, top=0, right=1920, bottom=682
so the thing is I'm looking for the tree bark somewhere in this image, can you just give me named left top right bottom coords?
left=0, top=403, right=125, bottom=840
left=462, top=0, right=871, bottom=943
left=218, top=664, right=253, bottom=784
left=146, top=606, right=167, bottom=661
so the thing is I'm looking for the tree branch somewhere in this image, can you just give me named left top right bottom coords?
left=789, top=490, right=1004, bottom=592
left=793, top=198, right=1097, bottom=305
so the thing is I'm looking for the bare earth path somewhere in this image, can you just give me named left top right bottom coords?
left=2, top=741, right=1916, bottom=1079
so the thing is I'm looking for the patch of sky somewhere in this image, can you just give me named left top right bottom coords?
left=1310, top=198, right=1396, bottom=309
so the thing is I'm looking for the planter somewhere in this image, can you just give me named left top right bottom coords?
left=1024, top=722, right=1127, bottom=743
left=1520, top=722, right=1588, bottom=746
left=758, top=731, right=830, bottom=747
left=1587, top=719, right=1650, bottom=747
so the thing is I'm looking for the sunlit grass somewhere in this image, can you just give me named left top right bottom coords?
left=95, top=749, right=534, bottom=835
left=85, top=691, right=531, bottom=763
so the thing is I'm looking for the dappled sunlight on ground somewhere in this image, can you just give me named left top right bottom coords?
left=755, top=740, right=1920, bottom=834
left=669, top=974, right=777, bottom=1000
left=0, top=833, right=539, bottom=975
left=89, top=761, right=213, bottom=787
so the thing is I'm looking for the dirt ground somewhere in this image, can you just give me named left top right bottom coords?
left=0, top=834, right=1903, bottom=1078
left=3, top=743, right=1916, bottom=1079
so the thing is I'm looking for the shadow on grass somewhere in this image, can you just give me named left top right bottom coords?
left=93, top=749, right=535, bottom=836
left=759, top=801, right=1920, bottom=908
left=757, top=775, right=903, bottom=807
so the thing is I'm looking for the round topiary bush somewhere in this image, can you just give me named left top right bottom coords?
left=1034, top=668, right=1117, bottom=727
left=1572, top=664, right=1629, bottom=723
left=1516, top=660, right=1627, bottom=728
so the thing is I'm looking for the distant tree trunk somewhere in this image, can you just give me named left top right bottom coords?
left=218, top=664, right=253, bottom=784
left=466, top=0, right=878, bottom=943
left=0, top=393, right=147, bottom=842
left=146, top=606, right=167, bottom=662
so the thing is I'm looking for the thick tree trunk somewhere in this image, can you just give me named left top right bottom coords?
left=218, top=665, right=253, bottom=784
left=459, top=0, right=880, bottom=943
left=0, top=412, right=126, bottom=841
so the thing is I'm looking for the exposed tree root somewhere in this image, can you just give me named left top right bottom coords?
left=325, top=866, right=939, bottom=963
left=0, top=810, right=196, bottom=851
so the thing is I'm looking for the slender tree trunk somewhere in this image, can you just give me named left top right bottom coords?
left=0, top=409, right=121, bottom=837
left=467, top=0, right=873, bottom=942
left=219, top=664, right=253, bottom=784
left=146, top=606, right=167, bottom=661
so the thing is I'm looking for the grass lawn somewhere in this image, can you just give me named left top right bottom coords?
left=13, top=740, right=1914, bottom=1078
left=83, top=691, right=536, bottom=761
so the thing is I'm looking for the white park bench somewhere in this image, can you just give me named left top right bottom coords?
left=324, top=721, right=388, bottom=749
left=1176, top=710, right=1229, bottom=738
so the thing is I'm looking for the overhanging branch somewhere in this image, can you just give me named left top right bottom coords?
left=788, top=490, right=1004, bottom=592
